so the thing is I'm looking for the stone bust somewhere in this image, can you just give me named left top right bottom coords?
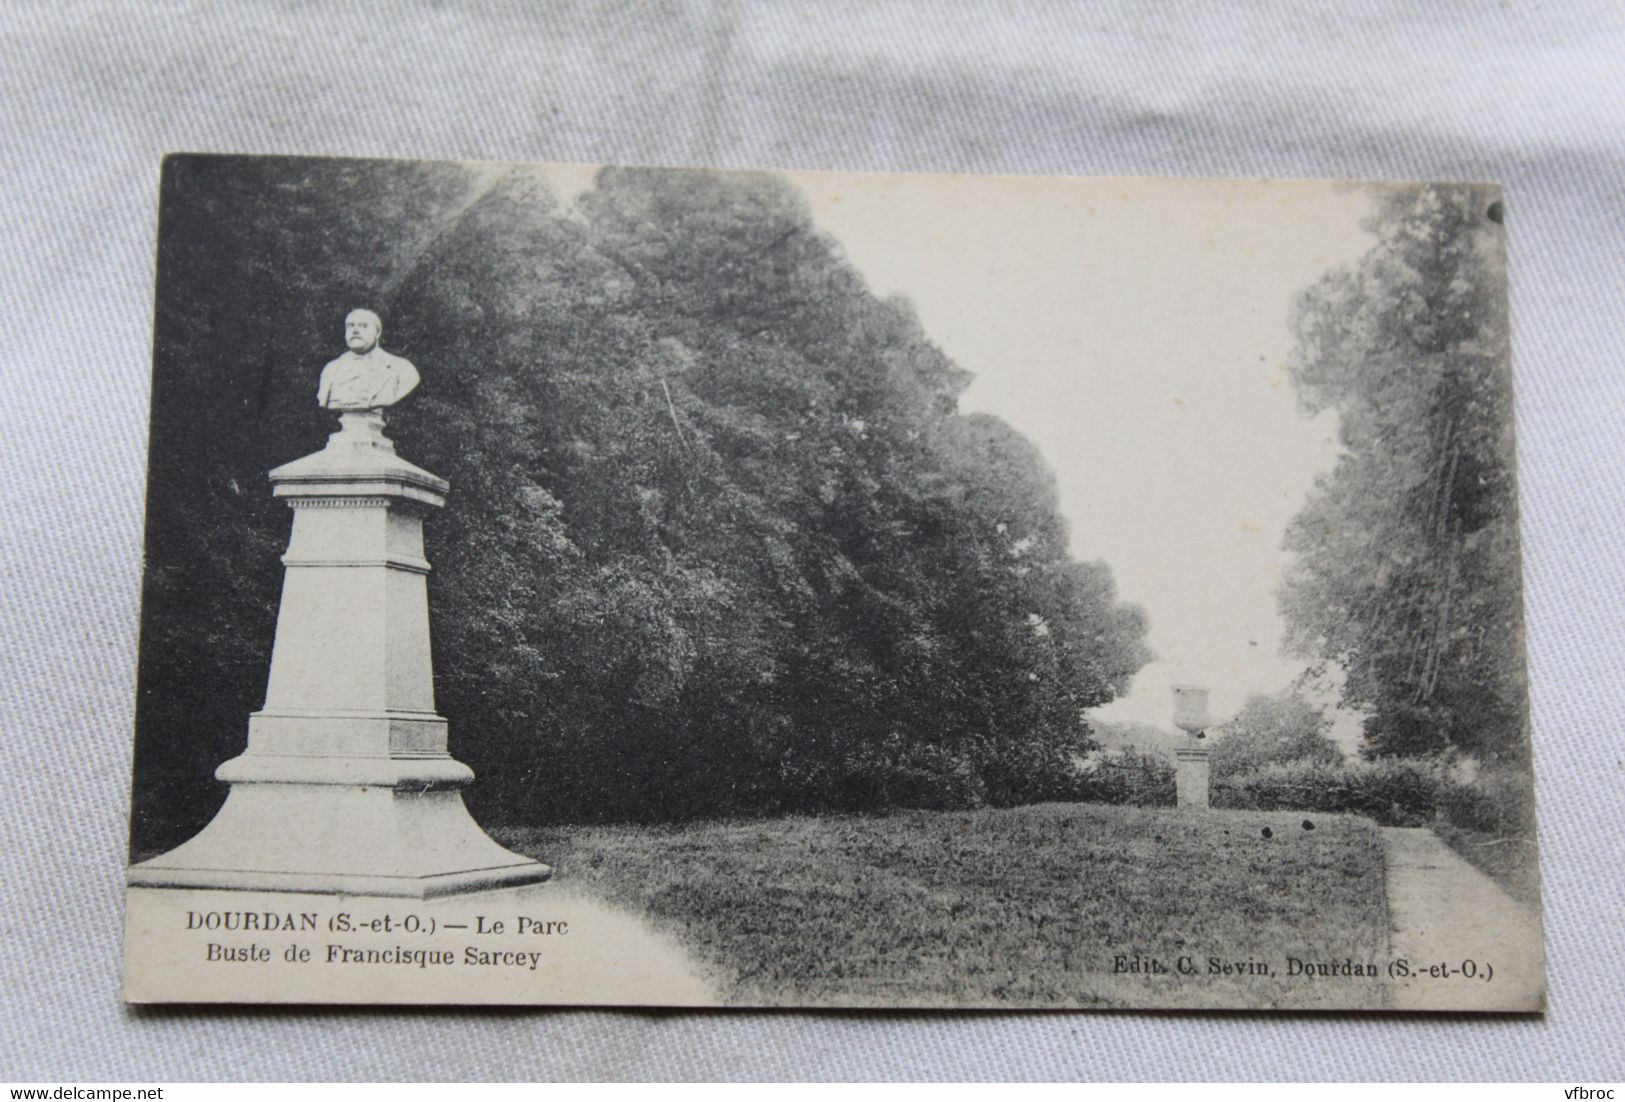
left=316, top=308, right=421, bottom=410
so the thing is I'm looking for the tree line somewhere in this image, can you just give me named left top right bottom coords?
left=1093, top=184, right=1529, bottom=793
left=131, top=157, right=1151, bottom=854
left=1280, top=184, right=1529, bottom=768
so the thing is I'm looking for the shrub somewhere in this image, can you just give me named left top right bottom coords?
left=1072, top=749, right=1175, bottom=807
left=1213, top=757, right=1450, bottom=827
left=1210, top=691, right=1342, bottom=780
left=831, top=736, right=990, bottom=812
left=1212, top=756, right=1537, bottom=838
left=1436, top=764, right=1536, bottom=838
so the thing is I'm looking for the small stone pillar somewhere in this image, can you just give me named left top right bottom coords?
left=1174, top=745, right=1212, bottom=808
left=129, top=410, right=551, bottom=897
left=1171, top=684, right=1212, bottom=809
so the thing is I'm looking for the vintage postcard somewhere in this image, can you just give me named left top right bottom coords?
left=123, top=155, right=1543, bottom=1010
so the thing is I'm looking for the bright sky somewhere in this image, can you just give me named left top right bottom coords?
left=541, top=165, right=1377, bottom=735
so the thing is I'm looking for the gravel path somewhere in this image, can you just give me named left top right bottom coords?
left=1382, top=827, right=1545, bottom=1011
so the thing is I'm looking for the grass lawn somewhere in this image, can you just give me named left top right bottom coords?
left=495, top=802, right=1391, bottom=1009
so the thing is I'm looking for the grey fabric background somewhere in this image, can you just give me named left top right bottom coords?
left=2, top=0, right=1622, bottom=1082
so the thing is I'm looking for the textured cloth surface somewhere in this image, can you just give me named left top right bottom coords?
left=2, top=0, right=1623, bottom=1082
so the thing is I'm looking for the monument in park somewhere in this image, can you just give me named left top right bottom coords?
left=1171, top=684, right=1213, bottom=809
left=128, top=310, right=551, bottom=897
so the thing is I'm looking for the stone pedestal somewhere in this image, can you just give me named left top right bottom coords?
left=129, top=411, right=550, bottom=897
left=1174, top=744, right=1212, bottom=809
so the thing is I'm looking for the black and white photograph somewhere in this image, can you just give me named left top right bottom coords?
left=118, top=154, right=1543, bottom=1011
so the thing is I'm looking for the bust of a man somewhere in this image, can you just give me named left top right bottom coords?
left=316, top=309, right=421, bottom=410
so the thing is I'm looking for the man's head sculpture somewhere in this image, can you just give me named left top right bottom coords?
left=317, top=308, right=421, bottom=411
left=344, top=308, right=383, bottom=356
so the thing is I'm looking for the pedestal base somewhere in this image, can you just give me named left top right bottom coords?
left=1173, top=746, right=1212, bottom=809
left=131, top=417, right=551, bottom=898
left=128, top=779, right=550, bottom=898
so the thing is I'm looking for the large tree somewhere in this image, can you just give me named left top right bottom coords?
left=1280, top=185, right=1528, bottom=763
left=131, top=158, right=1151, bottom=853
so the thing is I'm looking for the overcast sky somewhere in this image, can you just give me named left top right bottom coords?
left=544, top=165, right=1377, bottom=736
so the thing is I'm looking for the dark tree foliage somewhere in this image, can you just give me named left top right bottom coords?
left=132, top=157, right=1150, bottom=854
left=1279, top=185, right=1528, bottom=764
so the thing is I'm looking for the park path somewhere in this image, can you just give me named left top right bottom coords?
left=452, top=880, right=721, bottom=1006
left=1381, top=827, right=1545, bottom=1011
